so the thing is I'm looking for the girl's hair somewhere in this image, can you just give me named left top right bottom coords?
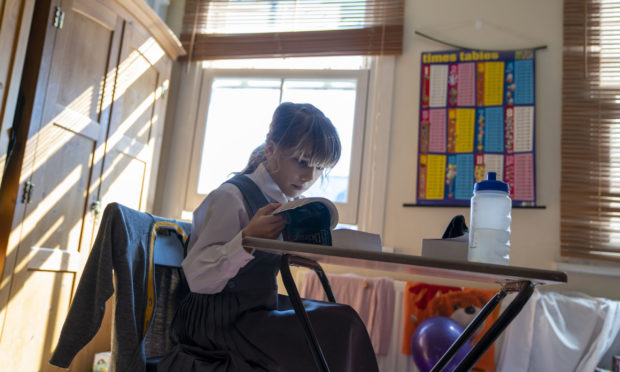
left=242, top=102, right=341, bottom=174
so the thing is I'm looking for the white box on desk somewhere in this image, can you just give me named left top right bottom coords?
left=421, top=235, right=468, bottom=261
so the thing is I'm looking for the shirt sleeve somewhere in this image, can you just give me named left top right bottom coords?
left=182, top=185, right=255, bottom=294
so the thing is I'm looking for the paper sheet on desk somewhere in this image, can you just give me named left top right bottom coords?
left=421, top=233, right=469, bottom=260
left=331, top=229, right=382, bottom=252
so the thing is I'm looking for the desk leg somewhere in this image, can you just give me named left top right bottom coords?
left=453, top=280, right=534, bottom=371
left=430, top=280, right=534, bottom=372
left=280, top=254, right=330, bottom=372
left=285, top=254, right=336, bottom=303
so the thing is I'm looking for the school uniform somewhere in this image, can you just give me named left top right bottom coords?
left=158, top=163, right=379, bottom=372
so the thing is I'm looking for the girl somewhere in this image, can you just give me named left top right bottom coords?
left=159, top=102, right=378, bottom=371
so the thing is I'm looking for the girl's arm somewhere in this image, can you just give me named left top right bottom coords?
left=181, top=185, right=285, bottom=294
left=182, top=186, right=254, bottom=294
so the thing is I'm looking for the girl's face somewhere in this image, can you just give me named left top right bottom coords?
left=265, top=141, right=323, bottom=198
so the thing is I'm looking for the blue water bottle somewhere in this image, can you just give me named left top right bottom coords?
left=468, top=172, right=511, bottom=265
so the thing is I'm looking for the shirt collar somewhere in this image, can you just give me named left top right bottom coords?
left=247, top=162, right=292, bottom=204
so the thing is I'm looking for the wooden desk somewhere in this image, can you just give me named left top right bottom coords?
left=242, top=237, right=568, bottom=372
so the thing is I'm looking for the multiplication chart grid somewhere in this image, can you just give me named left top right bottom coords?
left=417, top=49, right=536, bottom=206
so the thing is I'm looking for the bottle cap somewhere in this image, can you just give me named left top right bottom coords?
left=474, top=172, right=509, bottom=193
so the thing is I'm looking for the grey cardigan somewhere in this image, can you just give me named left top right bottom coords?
left=49, top=203, right=191, bottom=372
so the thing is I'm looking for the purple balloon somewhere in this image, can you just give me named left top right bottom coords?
left=410, top=316, right=471, bottom=372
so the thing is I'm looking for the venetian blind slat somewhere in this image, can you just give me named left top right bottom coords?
left=562, top=0, right=620, bottom=261
left=179, top=0, right=404, bottom=61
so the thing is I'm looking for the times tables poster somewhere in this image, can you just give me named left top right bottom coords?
left=416, top=49, right=536, bottom=206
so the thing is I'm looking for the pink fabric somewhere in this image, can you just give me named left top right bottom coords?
left=299, top=272, right=395, bottom=355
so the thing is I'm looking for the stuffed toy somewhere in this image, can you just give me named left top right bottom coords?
left=403, top=283, right=500, bottom=371
left=419, top=288, right=491, bottom=338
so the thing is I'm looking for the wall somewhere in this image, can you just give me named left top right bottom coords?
left=382, top=0, right=620, bottom=299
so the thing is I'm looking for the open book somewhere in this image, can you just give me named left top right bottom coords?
left=273, top=197, right=382, bottom=252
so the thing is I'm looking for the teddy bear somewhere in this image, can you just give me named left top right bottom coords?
left=408, top=287, right=498, bottom=371
left=418, top=288, right=492, bottom=337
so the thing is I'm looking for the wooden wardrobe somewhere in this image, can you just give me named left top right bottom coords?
left=0, top=0, right=184, bottom=370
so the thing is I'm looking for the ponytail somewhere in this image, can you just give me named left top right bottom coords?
left=241, top=143, right=266, bottom=174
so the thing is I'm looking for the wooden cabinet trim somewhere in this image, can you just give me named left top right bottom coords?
left=113, top=0, right=185, bottom=60
left=0, top=0, right=37, bottom=184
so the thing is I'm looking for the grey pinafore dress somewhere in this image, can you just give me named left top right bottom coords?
left=158, top=175, right=378, bottom=372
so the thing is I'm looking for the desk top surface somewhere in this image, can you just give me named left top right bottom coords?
left=242, top=237, right=568, bottom=286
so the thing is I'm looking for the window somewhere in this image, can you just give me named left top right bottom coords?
left=561, top=0, right=620, bottom=261
left=168, top=0, right=399, bottom=231
left=184, top=57, right=369, bottom=225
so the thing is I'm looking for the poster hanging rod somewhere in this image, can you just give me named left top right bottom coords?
left=415, top=31, right=547, bottom=52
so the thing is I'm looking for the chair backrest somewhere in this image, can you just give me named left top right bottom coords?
left=50, top=202, right=191, bottom=371
left=143, top=222, right=190, bottom=360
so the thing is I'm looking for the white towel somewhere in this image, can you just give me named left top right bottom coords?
left=497, top=290, right=620, bottom=372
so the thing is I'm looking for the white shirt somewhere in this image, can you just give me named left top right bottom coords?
left=182, top=163, right=292, bottom=294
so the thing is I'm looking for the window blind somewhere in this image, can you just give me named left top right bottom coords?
left=180, top=0, right=404, bottom=61
left=562, top=0, right=620, bottom=261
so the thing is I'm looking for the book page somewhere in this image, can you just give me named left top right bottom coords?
left=429, top=65, right=448, bottom=107
left=484, top=61, right=504, bottom=106
left=425, top=154, right=446, bottom=199
left=484, top=107, right=504, bottom=152
left=514, top=153, right=534, bottom=201
left=429, top=109, right=447, bottom=152
left=514, top=59, right=534, bottom=104
left=457, top=62, right=476, bottom=106
left=513, top=106, right=534, bottom=152
left=455, top=108, right=475, bottom=153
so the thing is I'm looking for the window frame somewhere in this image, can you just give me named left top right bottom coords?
left=184, top=67, right=370, bottom=225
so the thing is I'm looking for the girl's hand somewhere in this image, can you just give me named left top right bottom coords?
left=242, top=203, right=286, bottom=240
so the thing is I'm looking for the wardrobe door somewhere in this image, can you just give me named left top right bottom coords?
left=0, top=0, right=122, bottom=370
left=98, top=19, right=172, bottom=213
left=0, top=0, right=36, bottom=180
